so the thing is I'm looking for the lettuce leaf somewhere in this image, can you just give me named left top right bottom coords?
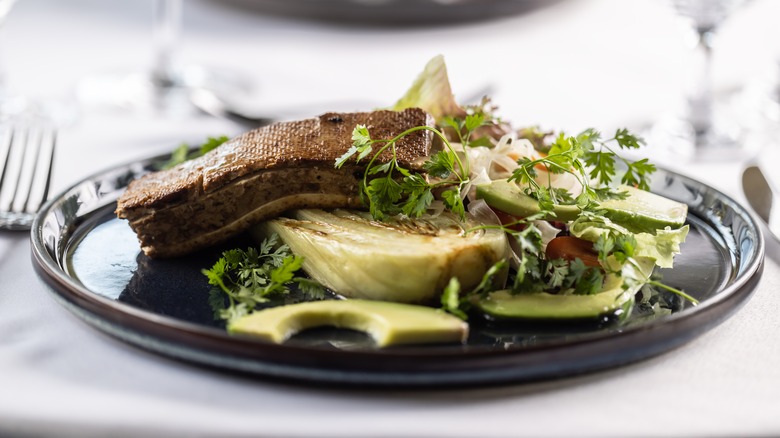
left=570, top=218, right=689, bottom=269
left=392, top=55, right=466, bottom=120
left=632, top=225, right=689, bottom=268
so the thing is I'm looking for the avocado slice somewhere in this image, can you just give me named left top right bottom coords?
left=475, top=257, right=655, bottom=320
left=228, top=299, right=468, bottom=347
left=597, top=185, right=687, bottom=233
left=475, top=180, right=581, bottom=221
left=476, top=180, right=687, bottom=233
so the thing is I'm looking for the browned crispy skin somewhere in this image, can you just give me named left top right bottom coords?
left=116, top=108, right=434, bottom=258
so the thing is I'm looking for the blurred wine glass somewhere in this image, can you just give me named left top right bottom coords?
left=77, top=0, right=251, bottom=117
left=649, top=0, right=750, bottom=161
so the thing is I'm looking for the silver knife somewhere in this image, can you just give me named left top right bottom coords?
left=742, top=165, right=780, bottom=242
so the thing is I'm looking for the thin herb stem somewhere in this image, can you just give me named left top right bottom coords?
left=647, top=280, right=699, bottom=305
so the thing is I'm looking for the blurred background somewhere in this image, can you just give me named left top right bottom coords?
left=2, top=1, right=780, bottom=435
left=2, top=0, right=780, bottom=192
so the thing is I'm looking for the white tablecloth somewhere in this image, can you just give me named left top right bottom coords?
left=2, top=0, right=780, bottom=436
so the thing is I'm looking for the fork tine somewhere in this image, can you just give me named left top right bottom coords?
left=37, top=129, right=56, bottom=211
left=20, top=126, right=43, bottom=213
left=0, top=124, right=56, bottom=230
left=5, top=127, right=27, bottom=212
left=0, top=127, right=15, bottom=200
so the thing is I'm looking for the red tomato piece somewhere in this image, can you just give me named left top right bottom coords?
left=545, top=236, right=601, bottom=267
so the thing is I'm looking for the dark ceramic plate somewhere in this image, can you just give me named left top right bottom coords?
left=31, top=152, right=764, bottom=387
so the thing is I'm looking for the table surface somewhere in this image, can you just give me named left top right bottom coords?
left=2, top=0, right=780, bottom=436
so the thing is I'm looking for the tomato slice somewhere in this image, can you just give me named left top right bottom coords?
left=545, top=236, right=601, bottom=267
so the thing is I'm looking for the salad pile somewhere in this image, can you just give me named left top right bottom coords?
left=202, top=56, right=693, bottom=343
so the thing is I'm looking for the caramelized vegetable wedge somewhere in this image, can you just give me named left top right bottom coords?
left=252, top=209, right=508, bottom=304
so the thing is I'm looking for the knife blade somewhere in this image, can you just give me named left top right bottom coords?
left=742, top=165, right=780, bottom=242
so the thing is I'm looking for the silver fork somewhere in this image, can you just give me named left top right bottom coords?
left=0, top=123, right=56, bottom=231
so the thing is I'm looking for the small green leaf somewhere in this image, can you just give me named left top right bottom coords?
left=614, top=128, right=645, bottom=149
left=423, top=150, right=455, bottom=178
left=196, top=136, right=230, bottom=157
left=335, top=125, right=374, bottom=168
left=352, top=124, right=371, bottom=147
left=464, top=113, right=485, bottom=133
left=441, top=277, right=467, bottom=320
left=335, top=145, right=359, bottom=169
left=269, top=255, right=304, bottom=286
left=441, top=188, right=465, bottom=219
left=158, top=135, right=229, bottom=170
left=546, top=258, right=569, bottom=289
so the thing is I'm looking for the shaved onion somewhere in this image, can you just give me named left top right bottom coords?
left=534, top=220, right=562, bottom=251
left=463, top=133, right=584, bottom=198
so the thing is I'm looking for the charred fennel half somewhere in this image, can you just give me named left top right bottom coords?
left=251, top=209, right=508, bottom=304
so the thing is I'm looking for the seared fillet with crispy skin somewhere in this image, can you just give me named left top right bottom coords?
left=116, top=108, right=434, bottom=258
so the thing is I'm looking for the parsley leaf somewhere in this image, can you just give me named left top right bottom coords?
left=546, top=258, right=569, bottom=289
left=509, top=127, right=653, bottom=214
left=423, top=150, right=456, bottom=178
left=335, top=122, right=472, bottom=221
left=614, top=128, right=645, bottom=149
left=203, top=234, right=324, bottom=323
left=335, top=124, right=373, bottom=168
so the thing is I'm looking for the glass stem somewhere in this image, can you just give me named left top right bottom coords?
left=687, top=29, right=715, bottom=138
left=151, top=0, right=182, bottom=89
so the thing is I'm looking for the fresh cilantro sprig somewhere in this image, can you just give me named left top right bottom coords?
left=335, top=115, right=487, bottom=220
left=440, top=113, right=494, bottom=149
left=203, top=234, right=325, bottom=323
left=158, top=135, right=230, bottom=170
left=581, top=128, right=655, bottom=190
left=508, top=128, right=652, bottom=213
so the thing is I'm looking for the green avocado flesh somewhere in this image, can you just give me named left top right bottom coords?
left=596, top=185, right=687, bottom=233
left=476, top=181, right=688, bottom=232
left=476, top=180, right=581, bottom=221
left=476, top=257, right=655, bottom=320
left=228, top=299, right=469, bottom=347
left=476, top=277, right=631, bottom=320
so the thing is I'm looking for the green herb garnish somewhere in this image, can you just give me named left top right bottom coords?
left=203, top=234, right=325, bottom=323
left=335, top=115, right=485, bottom=220
left=508, top=128, right=652, bottom=213
left=158, top=135, right=230, bottom=170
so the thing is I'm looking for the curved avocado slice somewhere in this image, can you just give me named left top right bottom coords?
left=476, top=181, right=687, bottom=233
left=228, top=300, right=468, bottom=347
left=476, top=257, right=655, bottom=320
left=476, top=180, right=581, bottom=221
left=597, top=185, right=687, bottom=233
